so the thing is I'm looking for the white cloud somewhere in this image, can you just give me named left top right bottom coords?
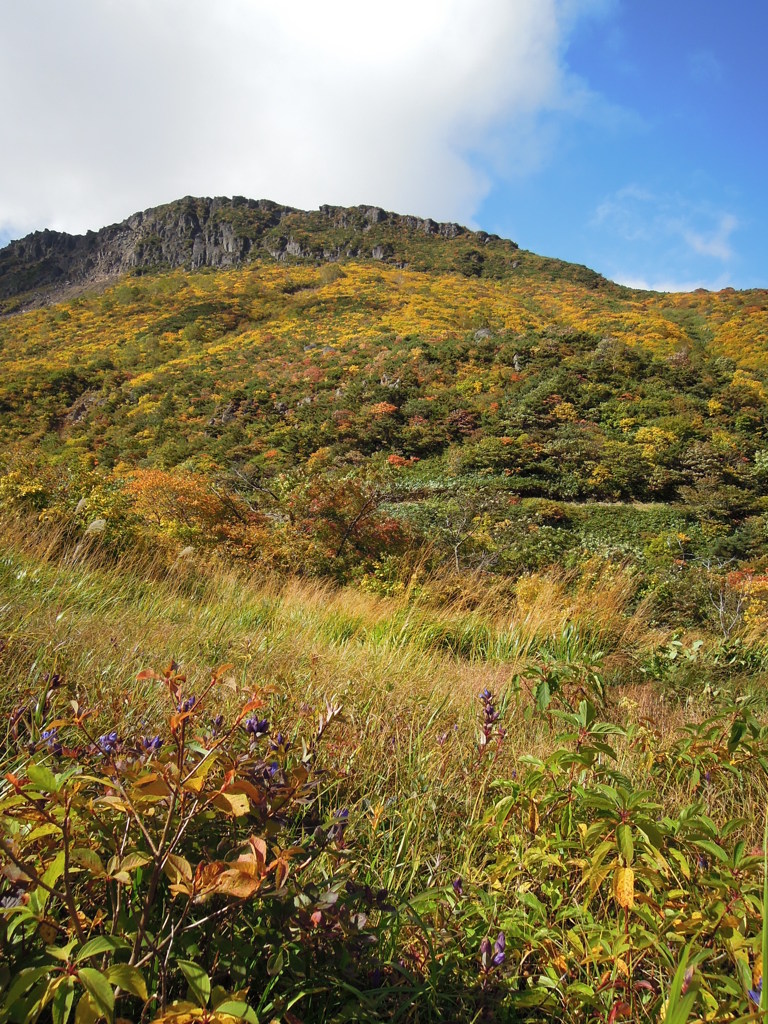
left=684, top=214, right=738, bottom=261
left=593, top=186, right=739, bottom=265
left=0, top=0, right=604, bottom=238
left=613, top=273, right=733, bottom=293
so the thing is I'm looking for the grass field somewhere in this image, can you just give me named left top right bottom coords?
left=3, top=519, right=768, bottom=1022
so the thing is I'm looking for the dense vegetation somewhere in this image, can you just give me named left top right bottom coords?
left=1, top=256, right=768, bottom=633
left=2, top=211, right=768, bottom=1022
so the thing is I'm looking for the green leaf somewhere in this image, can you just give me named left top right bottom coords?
left=52, top=979, right=76, bottom=1024
left=0, top=967, right=52, bottom=1022
left=616, top=823, right=634, bottom=866
left=70, top=850, right=105, bottom=877
left=40, top=851, right=66, bottom=907
left=728, top=719, right=746, bottom=754
left=46, top=940, right=78, bottom=963
left=76, top=969, right=114, bottom=1024
left=104, top=966, right=147, bottom=1002
left=27, top=763, right=60, bottom=793
left=636, top=818, right=664, bottom=850
left=662, top=944, right=698, bottom=1024
left=693, top=839, right=728, bottom=864
left=177, top=961, right=210, bottom=1008
left=534, top=678, right=551, bottom=713
left=75, top=936, right=129, bottom=963
left=214, top=1001, right=259, bottom=1023
left=266, top=949, right=284, bottom=977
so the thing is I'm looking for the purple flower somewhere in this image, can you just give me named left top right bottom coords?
left=97, top=731, right=119, bottom=755
left=749, top=978, right=763, bottom=1007
left=178, top=696, right=197, bottom=713
left=245, top=717, right=269, bottom=737
left=484, top=704, right=500, bottom=724
left=270, top=732, right=291, bottom=751
left=480, top=932, right=505, bottom=971
left=211, top=714, right=225, bottom=734
left=141, top=735, right=162, bottom=753
left=452, top=876, right=463, bottom=897
left=478, top=687, right=503, bottom=748
left=41, top=728, right=62, bottom=756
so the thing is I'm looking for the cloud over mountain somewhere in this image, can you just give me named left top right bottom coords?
left=0, top=0, right=603, bottom=237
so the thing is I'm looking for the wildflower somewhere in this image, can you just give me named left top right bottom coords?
left=480, top=932, right=505, bottom=972
left=0, top=889, right=25, bottom=910
left=480, top=938, right=492, bottom=970
left=478, top=687, right=502, bottom=749
left=97, top=731, right=119, bottom=755
left=452, top=876, right=463, bottom=897
left=270, top=732, right=291, bottom=751
left=749, top=978, right=762, bottom=1007
left=41, top=728, right=62, bottom=756
left=211, top=714, right=225, bottom=734
left=178, top=696, right=197, bottom=713
left=141, top=735, right=162, bottom=753
left=245, top=717, right=269, bottom=737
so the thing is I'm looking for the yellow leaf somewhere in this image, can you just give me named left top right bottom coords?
left=613, top=866, right=634, bottom=910
left=213, top=791, right=250, bottom=817
left=164, top=854, right=193, bottom=885
left=213, top=868, right=263, bottom=899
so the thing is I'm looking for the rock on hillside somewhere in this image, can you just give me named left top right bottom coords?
left=0, top=196, right=529, bottom=311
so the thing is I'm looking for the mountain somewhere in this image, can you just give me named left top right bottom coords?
left=0, top=196, right=618, bottom=314
left=0, top=195, right=767, bottom=591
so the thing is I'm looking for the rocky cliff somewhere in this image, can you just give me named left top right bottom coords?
left=0, top=196, right=527, bottom=312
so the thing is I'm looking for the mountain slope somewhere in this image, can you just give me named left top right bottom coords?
left=0, top=195, right=598, bottom=313
left=0, top=196, right=767, bottom=596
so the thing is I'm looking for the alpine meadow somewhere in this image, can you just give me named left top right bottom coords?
left=3, top=194, right=768, bottom=1024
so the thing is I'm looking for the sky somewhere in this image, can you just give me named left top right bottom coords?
left=0, top=0, right=765, bottom=291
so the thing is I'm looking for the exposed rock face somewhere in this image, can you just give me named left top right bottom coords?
left=0, top=197, right=289, bottom=304
left=0, top=196, right=518, bottom=310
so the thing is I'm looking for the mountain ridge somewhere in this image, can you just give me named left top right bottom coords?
left=0, top=194, right=619, bottom=314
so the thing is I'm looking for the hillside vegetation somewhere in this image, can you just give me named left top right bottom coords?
left=2, top=201, right=768, bottom=1023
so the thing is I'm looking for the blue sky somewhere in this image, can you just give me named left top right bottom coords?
left=478, top=1, right=768, bottom=290
left=0, top=1, right=764, bottom=291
